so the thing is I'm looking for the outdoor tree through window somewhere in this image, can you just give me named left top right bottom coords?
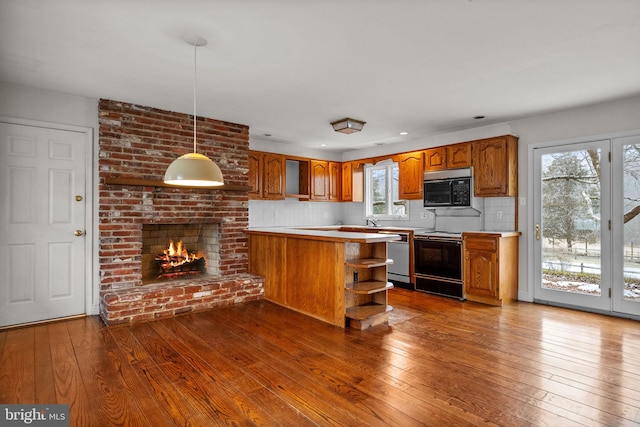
left=365, top=162, right=407, bottom=219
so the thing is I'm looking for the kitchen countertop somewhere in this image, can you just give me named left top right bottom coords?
left=245, top=227, right=402, bottom=243
left=462, top=231, right=521, bottom=237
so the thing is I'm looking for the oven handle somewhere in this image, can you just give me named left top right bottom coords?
left=414, top=273, right=463, bottom=284
left=415, top=237, right=462, bottom=244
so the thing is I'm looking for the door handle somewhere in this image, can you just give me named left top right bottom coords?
left=535, top=224, right=540, bottom=241
left=74, top=230, right=85, bottom=237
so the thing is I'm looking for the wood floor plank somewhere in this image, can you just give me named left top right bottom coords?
left=33, top=324, right=56, bottom=404
left=47, top=321, right=94, bottom=426
left=0, top=328, right=35, bottom=403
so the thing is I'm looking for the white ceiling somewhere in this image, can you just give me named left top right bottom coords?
left=2, top=0, right=640, bottom=152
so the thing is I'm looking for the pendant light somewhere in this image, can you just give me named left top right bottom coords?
left=164, top=35, right=224, bottom=187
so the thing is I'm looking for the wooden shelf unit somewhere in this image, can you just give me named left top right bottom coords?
left=344, top=241, right=394, bottom=329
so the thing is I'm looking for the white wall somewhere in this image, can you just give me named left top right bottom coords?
left=0, top=83, right=98, bottom=128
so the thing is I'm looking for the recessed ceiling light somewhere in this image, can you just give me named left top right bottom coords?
left=399, top=131, right=409, bottom=136
left=320, top=143, right=327, bottom=147
left=473, top=115, right=485, bottom=120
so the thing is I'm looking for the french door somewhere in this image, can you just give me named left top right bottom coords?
left=533, top=134, right=640, bottom=317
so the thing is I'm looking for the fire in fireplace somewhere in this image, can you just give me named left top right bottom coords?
left=155, top=240, right=206, bottom=279
left=141, top=223, right=220, bottom=285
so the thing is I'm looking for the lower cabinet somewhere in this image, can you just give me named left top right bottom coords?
left=463, top=232, right=519, bottom=306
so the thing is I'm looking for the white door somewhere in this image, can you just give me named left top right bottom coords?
left=0, top=123, right=87, bottom=327
left=533, top=140, right=612, bottom=312
left=612, top=135, right=640, bottom=316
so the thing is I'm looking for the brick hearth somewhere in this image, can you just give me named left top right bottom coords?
left=98, top=99, right=263, bottom=325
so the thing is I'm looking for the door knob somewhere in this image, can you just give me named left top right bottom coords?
left=535, top=224, right=540, bottom=241
left=75, top=195, right=83, bottom=201
left=74, top=230, right=85, bottom=236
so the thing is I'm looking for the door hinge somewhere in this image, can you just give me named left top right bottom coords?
left=609, top=220, right=612, bottom=230
left=608, top=151, right=612, bottom=162
left=609, top=288, right=612, bottom=298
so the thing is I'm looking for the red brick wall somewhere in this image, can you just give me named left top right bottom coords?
left=97, top=99, right=258, bottom=324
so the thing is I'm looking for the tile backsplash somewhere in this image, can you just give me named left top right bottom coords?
left=249, top=197, right=517, bottom=231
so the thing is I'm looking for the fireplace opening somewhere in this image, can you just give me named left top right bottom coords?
left=142, top=223, right=219, bottom=285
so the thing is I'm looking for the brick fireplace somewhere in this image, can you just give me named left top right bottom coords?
left=98, top=99, right=263, bottom=325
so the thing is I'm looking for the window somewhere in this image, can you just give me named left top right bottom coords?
left=365, top=162, right=408, bottom=219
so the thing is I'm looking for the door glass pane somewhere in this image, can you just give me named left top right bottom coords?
left=541, top=149, right=602, bottom=295
left=622, top=143, right=640, bottom=302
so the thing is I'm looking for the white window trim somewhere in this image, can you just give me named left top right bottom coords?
left=364, top=162, right=409, bottom=220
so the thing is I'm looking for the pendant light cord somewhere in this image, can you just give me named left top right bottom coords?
left=193, top=41, right=198, bottom=154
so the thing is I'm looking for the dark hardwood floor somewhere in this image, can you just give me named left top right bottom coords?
left=2, top=288, right=640, bottom=426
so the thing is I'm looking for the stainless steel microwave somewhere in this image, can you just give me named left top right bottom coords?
left=423, top=168, right=472, bottom=208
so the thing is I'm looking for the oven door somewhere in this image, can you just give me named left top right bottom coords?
left=414, top=238, right=462, bottom=279
left=414, top=237, right=464, bottom=299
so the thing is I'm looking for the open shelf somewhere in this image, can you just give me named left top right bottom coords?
left=103, top=177, right=250, bottom=191
left=345, top=281, right=394, bottom=294
left=345, top=258, right=393, bottom=268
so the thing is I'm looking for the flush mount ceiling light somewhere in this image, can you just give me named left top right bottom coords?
left=164, top=35, right=224, bottom=187
left=330, top=117, right=366, bottom=134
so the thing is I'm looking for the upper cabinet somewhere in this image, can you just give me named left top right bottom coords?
left=472, top=135, right=518, bottom=197
left=424, top=147, right=447, bottom=171
left=395, top=151, right=424, bottom=200
left=328, top=161, right=341, bottom=201
left=248, top=151, right=285, bottom=200
left=341, top=162, right=353, bottom=202
left=425, top=143, right=471, bottom=171
left=310, top=160, right=329, bottom=200
left=446, top=142, right=472, bottom=169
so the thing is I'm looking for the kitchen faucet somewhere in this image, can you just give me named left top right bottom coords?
left=366, top=218, right=379, bottom=227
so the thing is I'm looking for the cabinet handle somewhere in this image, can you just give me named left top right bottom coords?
left=535, top=224, right=540, bottom=241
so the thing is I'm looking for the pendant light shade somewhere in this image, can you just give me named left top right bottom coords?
left=164, top=35, right=224, bottom=187
left=164, top=152, right=224, bottom=186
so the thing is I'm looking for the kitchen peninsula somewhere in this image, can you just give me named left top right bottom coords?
left=246, top=227, right=400, bottom=329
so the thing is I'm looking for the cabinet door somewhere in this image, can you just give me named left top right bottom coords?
left=424, top=147, right=447, bottom=171
left=310, top=160, right=329, bottom=200
left=464, top=247, right=499, bottom=299
left=473, top=136, right=518, bottom=196
left=447, top=143, right=472, bottom=169
left=341, top=162, right=353, bottom=202
left=328, top=161, right=341, bottom=201
left=263, top=153, right=286, bottom=199
left=351, top=161, right=365, bottom=202
left=248, top=151, right=263, bottom=199
left=396, top=151, right=424, bottom=200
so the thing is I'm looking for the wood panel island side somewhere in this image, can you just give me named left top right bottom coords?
left=246, top=228, right=400, bottom=329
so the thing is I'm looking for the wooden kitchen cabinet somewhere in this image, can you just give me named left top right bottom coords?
left=341, top=162, right=353, bottom=201
left=463, top=232, right=519, bottom=306
left=328, top=161, right=341, bottom=201
left=248, top=150, right=285, bottom=200
left=396, top=150, right=424, bottom=200
left=424, top=147, right=447, bottom=171
left=472, top=135, right=518, bottom=197
left=447, top=142, right=472, bottom=169
left=310, top=160, right=329, bottom=200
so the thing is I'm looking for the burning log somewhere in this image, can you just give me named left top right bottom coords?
left=155, top=239, right=206, bottom=278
